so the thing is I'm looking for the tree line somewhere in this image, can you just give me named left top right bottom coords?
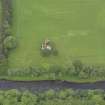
left=7, top=60, right=105, bottom=81
left=0, top=0, right=17, bottom=58
left=0, top=89, right=105, bottom=105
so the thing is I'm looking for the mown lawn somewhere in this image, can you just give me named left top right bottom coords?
left=8, top=0, right=105, bottom=68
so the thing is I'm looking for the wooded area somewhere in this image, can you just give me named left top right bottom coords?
left=0, top=89, right=105, bottom=105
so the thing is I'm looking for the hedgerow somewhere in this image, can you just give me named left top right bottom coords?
left=7, top=61, right=105, bottom=80
left=1, top=0, right=17, bottom=57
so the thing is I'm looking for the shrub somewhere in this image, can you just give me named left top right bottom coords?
left=72, top=60, right=83, bottom=71
left=66, top=66, right=77, bottom=76
left=7, top=67, right=45, bottom=77
left=3, top=36, right=17, bottom=50
left=58, top=90, right=69, bottom=99
left=49, top=65, right=62, bottom=79
left=44, top=89, right=55, bottom=99
left=41, top=48, right=52, bottom=57
left=3, top=20, right=10, bottom=29
left=78, top=71, right=88, bottom=79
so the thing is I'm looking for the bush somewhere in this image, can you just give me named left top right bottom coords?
left=72, top=60, right=83, bottom=72
left=3, top=36, right=17, bottom=50
left=3, top=20, right=10, bottom=29
left=52, top=48, right=58, bottom=56
left=58, top=90, right=69, bottom=99
left=78, top=71, right=88, bottom=79
left=7, top=67, right=45, bottom=77
left=44, top=89, right=55, bottom=99
left=49, top=65, right=62, bottom=79
left=66, top=66, right=77, bottom=76
left=41, top=48, right=52, bottom=57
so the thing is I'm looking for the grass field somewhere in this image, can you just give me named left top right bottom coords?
left=8, top=0, right=105, bottom=68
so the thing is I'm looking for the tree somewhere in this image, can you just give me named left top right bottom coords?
left=44, top=89, right=55, bottom=99
left=0, top=90, right=4, bottom=105
left=58, top=90, right=69, bottom=99
left=20, top=90, right=37, bottom=105
left=3, top=89, right=20, bottom=105
left=72, top=60, right=83, bottom=75
left=72, top=60, right=83, bottom=70
left=3, top=36, right=17, bottom=50
left=79, top=71, right=88, bottom=79
left=91, top=95, right=105, bottom=105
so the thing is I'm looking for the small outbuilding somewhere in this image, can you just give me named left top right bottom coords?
left=41, top=39, right=52, bottom=51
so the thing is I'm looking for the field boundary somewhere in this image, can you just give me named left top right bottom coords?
left=0, top=0, right=12, bottom=60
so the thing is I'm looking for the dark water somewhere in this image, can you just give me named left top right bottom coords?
left=0, top=80, right=105, bottom=91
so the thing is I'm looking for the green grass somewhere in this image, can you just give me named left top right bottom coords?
left=8, top=0, right=105, bottom=68
left=4, top=76, right=105, bottom=83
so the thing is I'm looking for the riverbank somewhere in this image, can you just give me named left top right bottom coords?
left=1, top=76, right=105, bottom=83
